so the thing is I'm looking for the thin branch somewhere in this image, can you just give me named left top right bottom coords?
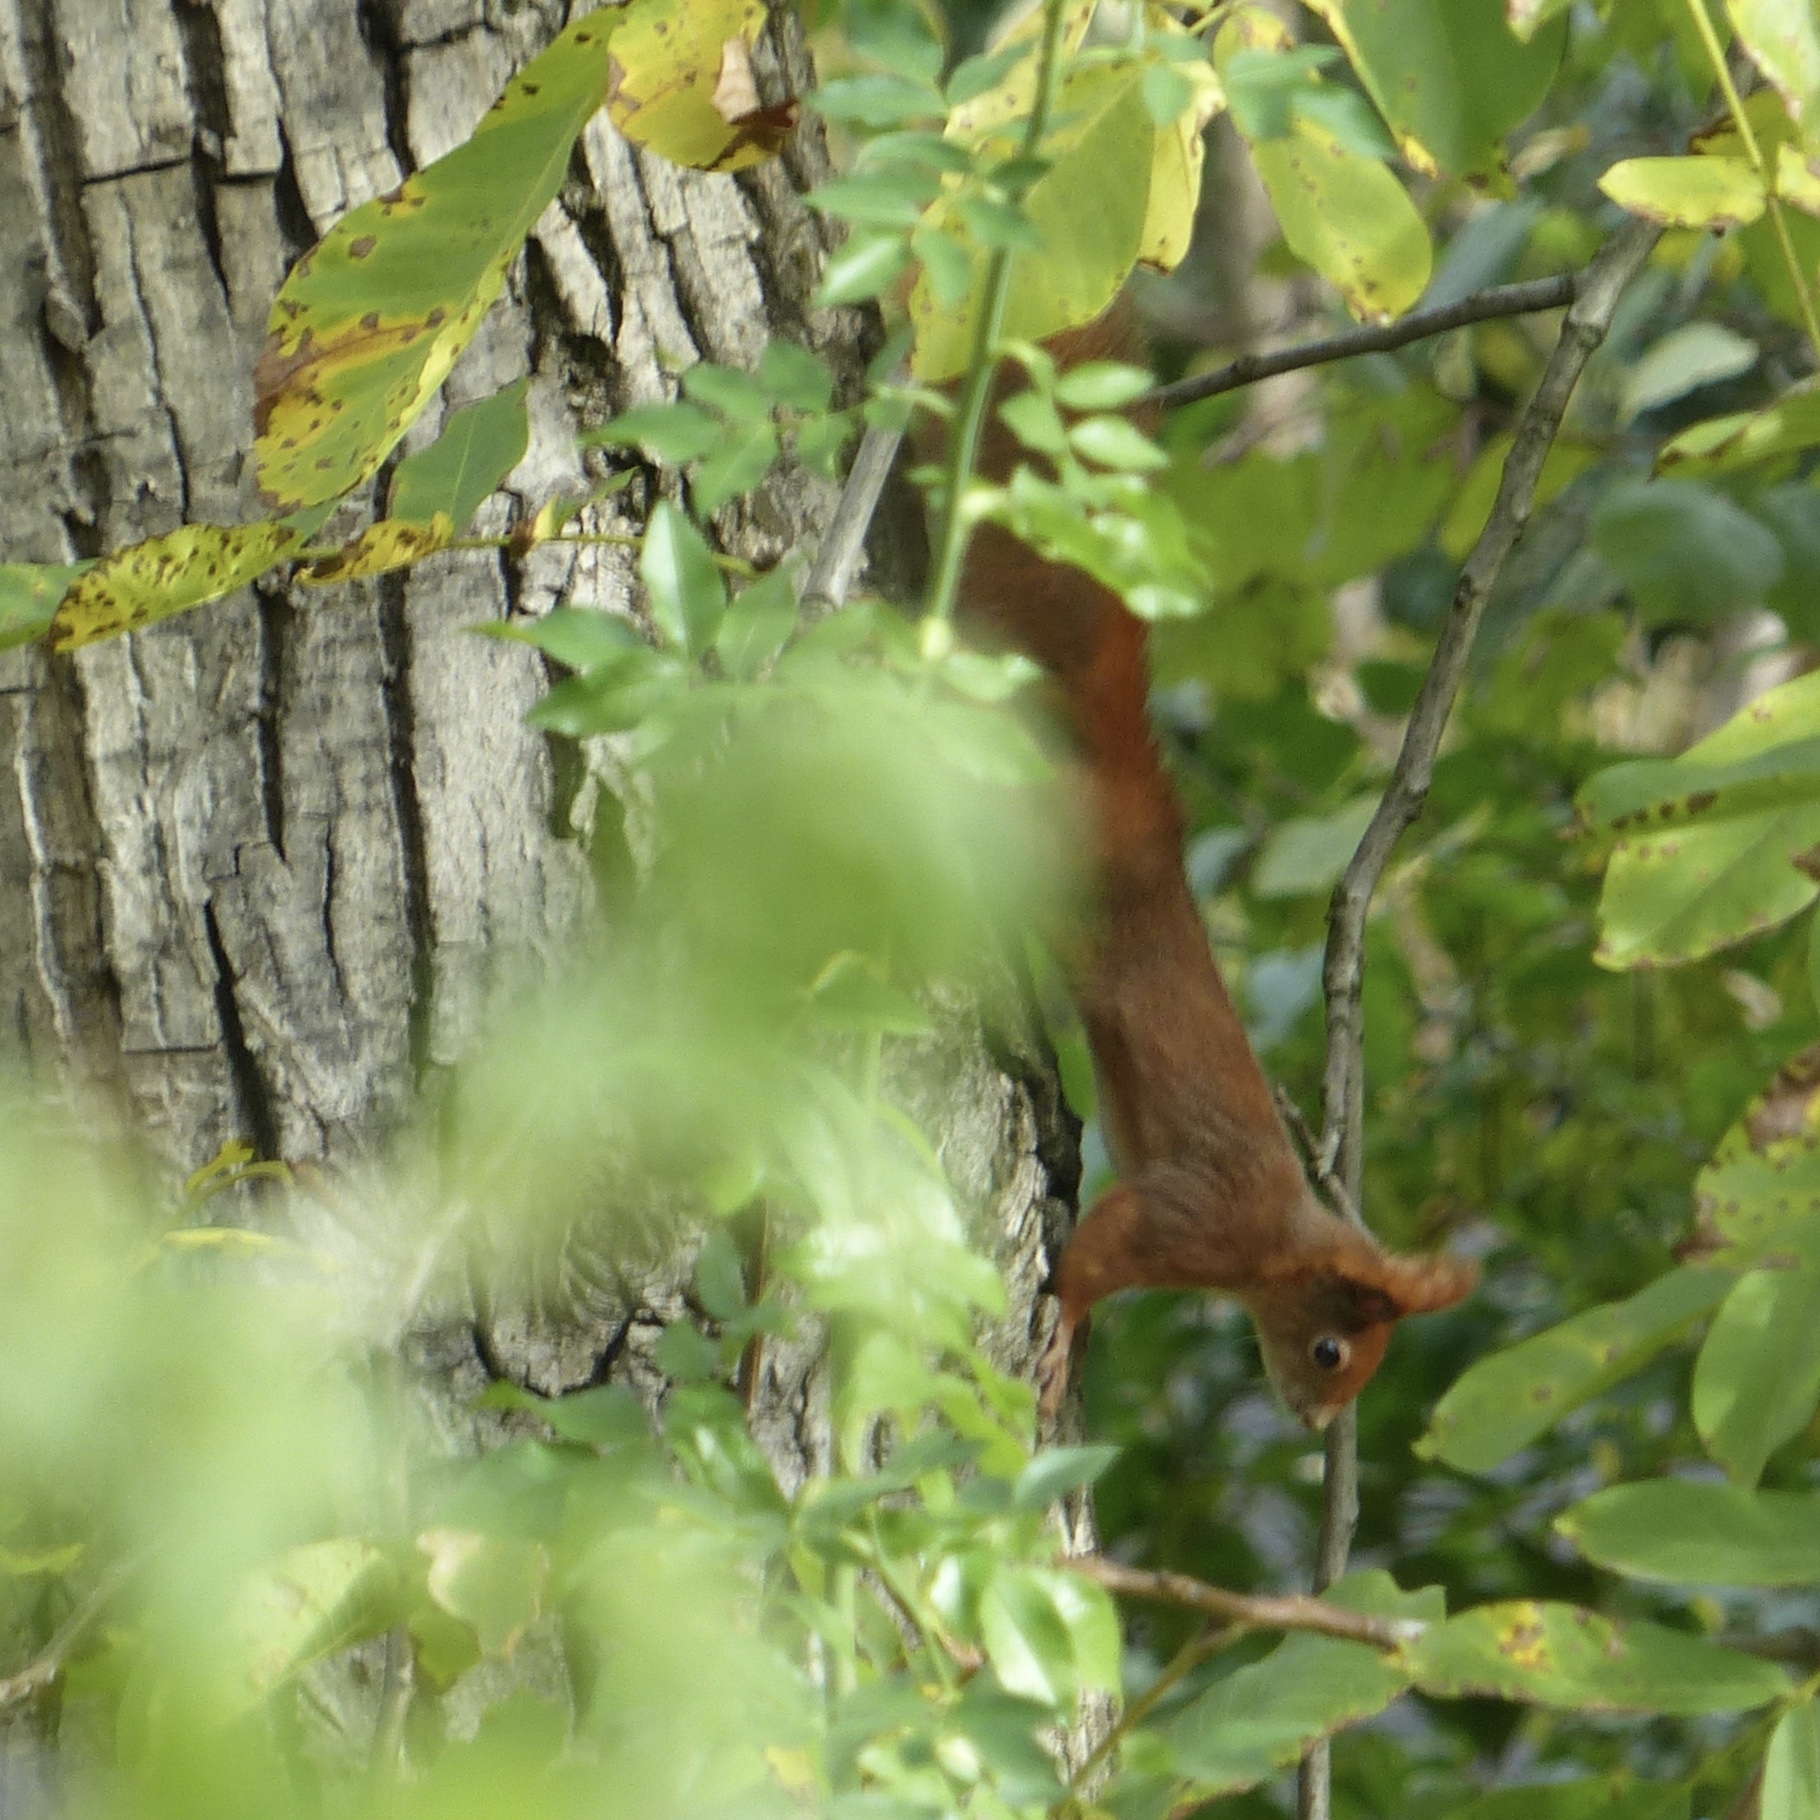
left=1146, top=275, right=1577, bottom=411
left=1295, top=215, right=1662, bottom=1820
left=1066, top=1556, right=1423, bottom=1651
left=802, top=414, right=908, bottom=612
left=0, top=1558, right=137, bottom=1709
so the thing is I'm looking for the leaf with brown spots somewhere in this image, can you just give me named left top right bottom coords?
left=254, top=13, right=618, bottom=513
left=298, top=513, right=457, bottom=585
left=1213, top=8, right=1429, bottom=325
left=1402, top=1600, right=1789, bottom=1714
left=50, top=523, right=303, bottom=651
left=1415, top=1267, right=1731, bottom=1474
left=1682, top=1042, right=1820, bottom=1269
left=1587, top=669, right=1820, bottom=968
left=608, top=0, right=780, bottom=171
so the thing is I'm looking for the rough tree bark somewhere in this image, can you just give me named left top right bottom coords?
left=0, top=0, right=1081, bottom=1784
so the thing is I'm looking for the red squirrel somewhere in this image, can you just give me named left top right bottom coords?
left=956, top=304, right=1477, bottom=1428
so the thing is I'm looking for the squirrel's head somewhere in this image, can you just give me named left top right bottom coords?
left=1242, top=1244, right=1478, bottom=1429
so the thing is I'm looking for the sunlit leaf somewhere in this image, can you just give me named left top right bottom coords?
left=1219, top=12, right=1431, bottom=320
left=1622, top=323, right=1758, bottom=420
left=228, top=1539, right=401, bottom=1702
left=1599, top=154, right=1766, bottom=228
left=419, top=1528, right=549, bottom=1657
left=51, top=522, right=302, bottom=651
left=606, top=0, right=777, bottom=171
left=254, top=14, right=617, bottom=511
left=300, top=513, right=455, bottom=584
left=641, top=500, right=727, bottom=654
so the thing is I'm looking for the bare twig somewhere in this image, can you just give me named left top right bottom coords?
left=1066, top=1556, right=1423, bottom=1651
left=0, top=1558, right=137, bottom=1709
left=1295, top=216, right=1662, bottom=1820
left=1271, top=1082, right=1360, bottom=1225
left=1146, top=275, right=1577, bottom=411
left=802, top=415, right=908, bottom=611
left=1072, top=1621, right=1242, bottom=1786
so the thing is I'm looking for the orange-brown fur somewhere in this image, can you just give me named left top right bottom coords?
left=960, top=304, right=1477, bottom=1427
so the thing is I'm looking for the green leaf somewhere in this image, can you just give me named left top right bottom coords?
left=583, top=400, right=725, bottom=463
left=1415, top=1268, right=1732, bottom=1473
left=1728, top=0, right=1820, bottom=149
left=419, top=1528, right=548, bottom=1657
left=254, top=12, right=617, bottom=510
left=1444, top=1778, right=1690, bottom=1820
left=479, top=605, right=642, bottom=672
left=1067, top=415, right=1167, bottom=471
left=51, top=522, right=302, bottom=651
left=1599, top=154, right=1767, bottom=228
left=641, top=501, right=727, bottom=655
left=1170, top=1626, right=1410, bottom=1794
left=1591, top=668, right=1820, bottom=968
left=757, top=340, right=835, bottom=413
left=1693, top=1262, right=1820, bottom=1484
left=1659, top=381, right=1820, bottom=475
left=1763, top=1700, right=1820, bottom=1820
left=909, top=60, right=1154, bottom=383
left=228, top=1540, right=401, bottom=1703
left=1053, top=362, right=1153, bottom=409
left=978, top=1567, right=1084, bottom=1709
left=1253, top=795, right=1379, bottom=898
left=1622, top=323, right=1759, bottom=421
left=681, top=363, right=774, bottom=428
left=1305, top=0, right=1566, bottom=180
left=528, top=648, right=688, bottom=734
left=812, top=169, right=942, bottom=229
left=1558, top=1480, right=1820, bottom=1586
left=1010, top=1444, right=1120, bottom=1512
left=715, top=568, right=798, bottom=678
left=812, top=73, right=946, bottom=126
left=389, top=378, right=530, bottom=529
left=1591, top=479, right=1783, bottom=625
left=0, top=562, right=91, bottom=650
left=1685, top=1043, right=1820, bottom=1268
left=692, top=423, right=780, bottom=515
left=817, top=231, right=915, bottom=308
left=1402, top=1601, right=1789, bottom=1713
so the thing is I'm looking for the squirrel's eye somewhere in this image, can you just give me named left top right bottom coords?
left=1310, top=1336, right=1347, bottom=1372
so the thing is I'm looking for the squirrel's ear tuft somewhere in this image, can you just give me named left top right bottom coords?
left=1352, top=1250, right=1478, bottom=1320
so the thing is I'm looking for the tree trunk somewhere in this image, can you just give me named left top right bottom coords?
left=0, top=0, right=1081, bottom=1765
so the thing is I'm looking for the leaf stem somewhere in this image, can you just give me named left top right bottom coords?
left=1681, top=0, right=1820, bottom=363
left=922, top=0, right=1072, bottom=628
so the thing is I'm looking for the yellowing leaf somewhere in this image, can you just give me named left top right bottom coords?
left=1599, top=153, right=1766, bottom=228
left=1139, top=19, right=1224, bottom=270
left=1777, top=139, right=1820, bottom=214
left=910, top=62, right=1154, bottom=382
left=1218, top=8, right=1430, bottom=319
left=299, top=514, right=457, bottom=584
left=607, top=0, right=777, bottom=171
left=1729, top=0, right=1820, bottom=150
left=1306, top=0, right=1565, bottom=181
left=255, top=13, right=618, bottom=512
left=51, top=523, right=302, bottom=651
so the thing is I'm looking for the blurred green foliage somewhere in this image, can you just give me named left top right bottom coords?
left=14, top=0, right=1820, bottom=1814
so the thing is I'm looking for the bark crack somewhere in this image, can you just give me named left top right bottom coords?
left=203, top=897, right=281, bottom=1161
left=375, top=574, right=434, bottom=1081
